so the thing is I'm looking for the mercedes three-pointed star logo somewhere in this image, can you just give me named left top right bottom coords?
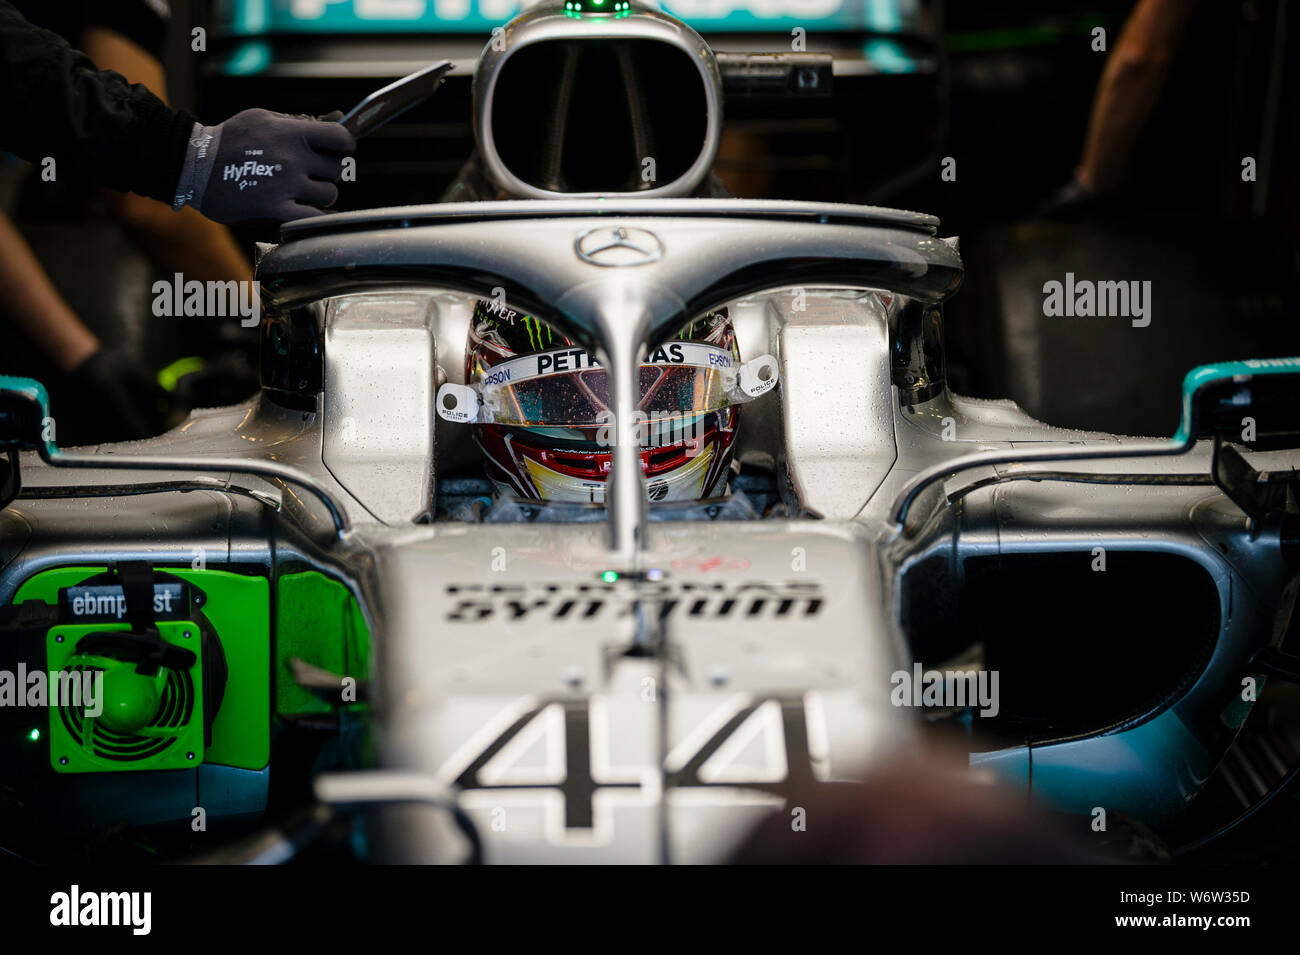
left=574, top=226, right=664, bottom=267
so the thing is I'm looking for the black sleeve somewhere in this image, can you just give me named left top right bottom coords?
left=0, top=0, right=196, bottom=203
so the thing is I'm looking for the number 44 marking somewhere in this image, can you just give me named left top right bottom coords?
left=447, top=695, right=829, bottom=840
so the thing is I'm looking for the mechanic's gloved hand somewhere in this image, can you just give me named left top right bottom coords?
left=1035, top=175, right=1113, bottom=220
left=67, top=347, right=171, bottom=443
left=173, top=108, right=355, bottom=223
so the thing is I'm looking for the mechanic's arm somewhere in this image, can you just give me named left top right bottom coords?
left=0, top=210, right=169, bottom=439
left=0, top=1, right=354, bottom=221
left=0, top=211, right=98, bottom=372
left=1075, top=0, right=1199, bottom=194
left=0, top=0, right=190, bottom=201
left=82, top=25, right=251, bottom=283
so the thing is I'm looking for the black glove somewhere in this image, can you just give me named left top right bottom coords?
left=173, top=108, right=355, bottom=223
left=1035, top=176, right=1113, bottom=220
left=67, top=348, right=171, bottom=443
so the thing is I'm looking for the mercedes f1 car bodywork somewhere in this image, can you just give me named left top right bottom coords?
left=1, top=1, right=1297, bottom=865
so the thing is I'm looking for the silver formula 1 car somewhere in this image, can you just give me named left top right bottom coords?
left=1, top=1, right=1298, bottom=865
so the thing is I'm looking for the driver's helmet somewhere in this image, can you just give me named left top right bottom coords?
left=466, top=299, right=740, bottom=503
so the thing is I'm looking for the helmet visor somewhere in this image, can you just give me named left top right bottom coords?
left=478, top=343, right=736, bottom=428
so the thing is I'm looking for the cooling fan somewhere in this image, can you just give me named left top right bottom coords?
left=46, top=622, right=206, bottom=773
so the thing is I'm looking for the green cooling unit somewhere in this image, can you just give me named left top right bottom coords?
left=12, top=564, right=271, bottom=774
left=46, top=621, right=206, bottom=773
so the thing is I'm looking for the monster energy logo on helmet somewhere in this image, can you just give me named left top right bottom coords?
left=521, top=314, right=553, bottom=351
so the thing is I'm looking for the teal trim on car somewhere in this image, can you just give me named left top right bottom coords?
left=973, top=709, right=1215, bottom=828
left=213, top=0, right=921, bottom=35
left=0, top=375, right=56, bottom=458
left=1174, top=356, right=1300, bottom=444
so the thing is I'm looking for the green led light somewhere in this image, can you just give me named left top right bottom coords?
left=601, top=570, right=619, bottom=583
left=27, top=728, right=39, bottom=742
left=156, top=354, right=206, bottom=393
